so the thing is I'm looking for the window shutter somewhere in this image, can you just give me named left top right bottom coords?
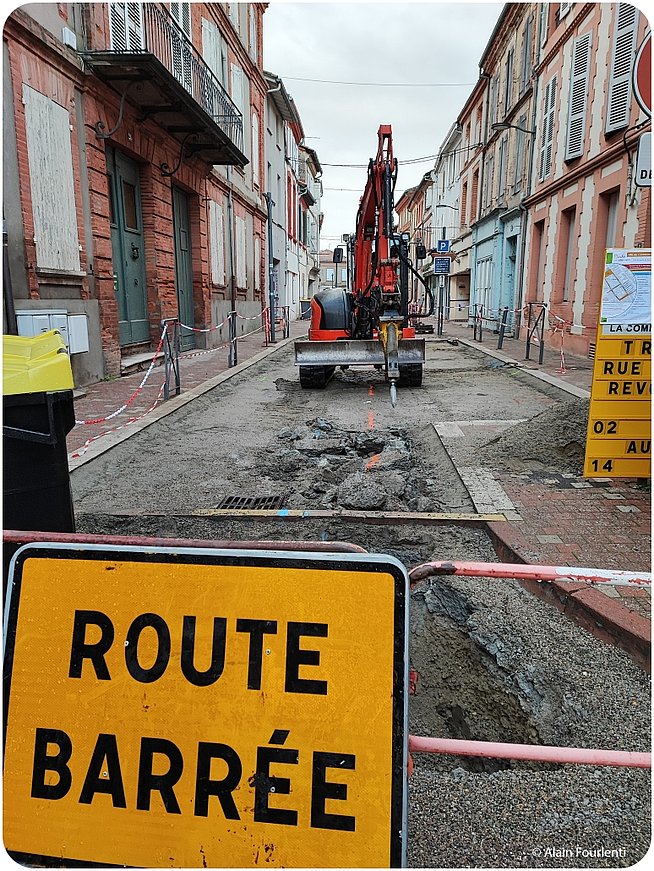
left=249, top=7, right=257, bottom=62
left=521, top=17, right=533, bottom=91
left=539, top=3, right=549, bottom=46
left=252, top=111, right=260, bottom=186
left=126, top=3, right=143, bottom=49
left=171, top=2, right=191, bottom=36
left=109, top=2, right=128, bottom=50
left=209, top=200, right=225, bottom=284
left=565, top=32, right=591, bottom=160
left=539, top=75, right=557, bottom=180
left=504, top=49, right=514, bottom=114
left=606, top=4, right=639, bottom=133
left=236, top=216, right=246, bottom=287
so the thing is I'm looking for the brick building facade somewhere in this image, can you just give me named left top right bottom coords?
left=3, top=2, right=267, bottom=384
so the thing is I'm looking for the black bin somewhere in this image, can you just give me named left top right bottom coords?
left=3, top=389, right=76, bottom=533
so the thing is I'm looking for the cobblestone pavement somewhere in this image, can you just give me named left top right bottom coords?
left=66, top=315, right=651, bottom=644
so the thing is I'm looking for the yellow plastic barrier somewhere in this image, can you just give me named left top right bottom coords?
left=3, top=330, right=74, bottom=396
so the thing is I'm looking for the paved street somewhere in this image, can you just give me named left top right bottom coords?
left=68, top=316, right=651, bottom=656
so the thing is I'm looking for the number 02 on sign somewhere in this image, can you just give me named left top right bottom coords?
left=3, top=545, right=409, bottom=868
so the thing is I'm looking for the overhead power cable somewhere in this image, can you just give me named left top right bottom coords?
left=282, top=76, right=476, bottom=87
left=321, top=143, right=483, bottom=169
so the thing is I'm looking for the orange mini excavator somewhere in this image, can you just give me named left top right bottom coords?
left=294, top=125, right=433, bottom=406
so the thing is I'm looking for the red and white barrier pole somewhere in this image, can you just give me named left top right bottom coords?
left=408, top=735, right=651, bottom=769
left=409, top=560, right=651, bottom=588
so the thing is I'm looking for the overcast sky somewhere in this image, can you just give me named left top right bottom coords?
left=263, top=0, right=504, bottom=248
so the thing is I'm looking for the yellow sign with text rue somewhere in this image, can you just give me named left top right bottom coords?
left=584, top=249, right=651, bottom=478
left=3, top=545, right=408, bottom=868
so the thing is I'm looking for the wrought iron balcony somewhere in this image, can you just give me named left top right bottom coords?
left=80, top=2, right=246, bottom=168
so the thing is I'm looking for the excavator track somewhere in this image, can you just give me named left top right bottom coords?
left=299, top=365, right=335, bottom=389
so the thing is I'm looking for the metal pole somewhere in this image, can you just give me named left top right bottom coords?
left=437, top=275, right=444, bottom=336
left=497, top=306, right=509, bottom=349
left=263, top=192, right=276, bottom=343
left=3, top=220, right=17, bottom=334
left=226, top=169, right=237, bottom=367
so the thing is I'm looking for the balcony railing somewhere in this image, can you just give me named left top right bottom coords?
left=140, top=4, right=243, bottom=153
left=81, top=2, right=245, bottom=164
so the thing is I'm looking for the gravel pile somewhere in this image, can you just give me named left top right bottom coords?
left=477, top=398, right=590, bottom=472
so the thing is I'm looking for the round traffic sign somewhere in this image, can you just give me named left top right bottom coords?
left=633, top=31, right=651, bottom=117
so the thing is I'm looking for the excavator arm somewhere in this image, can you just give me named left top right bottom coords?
left=294, top=125, right=426, bottom=405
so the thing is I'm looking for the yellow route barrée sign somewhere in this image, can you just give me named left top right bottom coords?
left=3, top=545, right=408, bottom=867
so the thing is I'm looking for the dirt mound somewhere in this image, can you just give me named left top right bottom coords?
left=478, top=398, right=590, bottom=472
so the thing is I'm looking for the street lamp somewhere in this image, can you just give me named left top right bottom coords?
left=490, top=122, right=536, bottom=134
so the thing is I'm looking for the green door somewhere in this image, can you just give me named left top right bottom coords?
left=107, top=148, right=148, bottom=346
left=172, top=186, right=195, bottom=351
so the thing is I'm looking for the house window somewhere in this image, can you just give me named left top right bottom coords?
left=565, top=32, right=592, bottom=160
left=513, top=115, right=528, bottom=192
left=235, top=215, right=246, bottom=288
left=520, top=16, right=533, bottom=92
left=460, top=180, right=468, bottom=228
left=603, top=189, right=620, bottom=248
left=109, top=2, right=144, bottom=51
left=249, top=6, right=258, bottom=63
left=606, top=4, right=639, bottom=134
left=560, top=207, right=576, bottom=302
left=471, top=168, right=479, bottom=221
left=539, top=3, right=549, bottom=46
left=530, top=219, right=545, bottom=302
left=209, top=200, right=225, bottom=284
left=539, top=75, right=557, bottom=180
left=504, top=48, right=514, bottom=115
left=251, top=111, right=260, bottom=187
left=497, top=136, right=508, bottom=200
left=485, top=155, right=494, bottom=207
left=22, top=85, right=80, bottom=270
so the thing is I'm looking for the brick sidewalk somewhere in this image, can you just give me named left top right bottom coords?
left=438, top=319, right=650, bottom=634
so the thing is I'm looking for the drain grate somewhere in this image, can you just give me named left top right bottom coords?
left=214, top=495, right=286, bottom=510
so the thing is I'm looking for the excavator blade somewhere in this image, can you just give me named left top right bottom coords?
left=294, top=338, right=425, bottom=367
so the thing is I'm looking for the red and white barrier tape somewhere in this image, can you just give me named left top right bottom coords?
left=70, top=382, right=166, bottom=460
left=75, top=326, right=166, bottom=426
left=178, top=314, right=230, bottom=334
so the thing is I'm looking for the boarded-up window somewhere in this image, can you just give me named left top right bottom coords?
left=539, top=75, right=557, bottom=180
left=109, top=2, right=144, bottom=51
left=209, top=199, right=225, bottom=284
left=565, top=32, right=592, bottom=160
left=606, top=4, right=639, bottom=134
left=235, top=215, right=246, bottom=287
left=23, top=85, right=79, bottom=271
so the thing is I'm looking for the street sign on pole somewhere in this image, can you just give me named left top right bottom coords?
left=4, top=544, right=409, bottom=868
left=635, top=132, right=651, bottom=187
left=433, top=256, right=451, bottom=275
left=436, top=239, right=450, bottom=254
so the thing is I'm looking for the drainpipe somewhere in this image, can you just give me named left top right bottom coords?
left=263, top=191, right=276, bottom=343
left=3, top=219, right=17, bottom=334
left=226, top=166, right=237, bottom=366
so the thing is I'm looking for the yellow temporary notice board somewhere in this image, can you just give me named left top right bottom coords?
left=3, top=544, right=409, bottom=867
left=584, top=249, right=651, bottom=478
